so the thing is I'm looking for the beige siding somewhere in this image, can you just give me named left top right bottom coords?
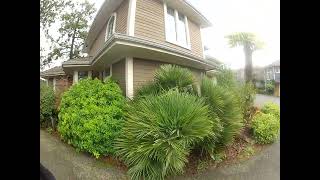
left=89, top=23, right=107, bottom=57
left=112, top=59, right=126, bottom=94
left=135, top=0, right=165, bottom=42
left=89, top=0, right=129, bottom=57
left=188, top=19, right=203, bottom=58
left=115, top=0, right=128, bottom=34
left=133, top=58, right=164, bottom=92
left=133, top=58, right=204, bottom=94
left=134, top=0, right=204, bottom=58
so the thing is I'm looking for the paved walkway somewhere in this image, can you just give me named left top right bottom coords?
left=175, top=140, right=280, bottom=180
left=40, top=130, right=127, bottom=180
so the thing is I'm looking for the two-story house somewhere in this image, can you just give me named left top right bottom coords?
left=264, top=60, right=280, bottom=96
left=41, top=0, right=217, bottom=98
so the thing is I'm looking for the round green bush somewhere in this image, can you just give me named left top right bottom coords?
left=40, top=83, right=55, bottom=127
left=115, top=90, right=213, bottom=180
left=58, top=78, right=125, bottom=158
left=261, top=102, right=280, bottom=119
left=252, top=112, right=280, bottom=144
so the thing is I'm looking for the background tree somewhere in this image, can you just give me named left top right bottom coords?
left=40, top=0, right=96, bottom=69
left=225, top=32, right=264, bottom=83
left=40, top=0, right=69, bottom=30
left=40, top=0, right=70, bottom=70
left=47, top=0, right=96, bottom=62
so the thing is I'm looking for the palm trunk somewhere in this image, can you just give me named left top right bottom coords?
left=244, top=43, right=253, bottom=83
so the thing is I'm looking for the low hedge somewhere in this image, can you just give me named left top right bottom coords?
left=261, top=102, right=280, bottom=120
left=252, top=112, right=280, bottom=144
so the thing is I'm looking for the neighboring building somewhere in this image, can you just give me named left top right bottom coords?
left=40, top=0, right=218, bottom=98
left=233, top=67, right=264, bottom=87
left=264, top=60, right=280, bottom=96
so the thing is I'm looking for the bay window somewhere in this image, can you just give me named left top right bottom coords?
left=164, top=4, right=190, bottom=48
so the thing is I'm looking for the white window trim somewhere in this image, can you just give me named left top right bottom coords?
left=163, top=3, right=191, bottom=50
left=105, top=12, right=117, bottom=42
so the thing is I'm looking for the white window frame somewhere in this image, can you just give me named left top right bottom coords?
left=163, top=3, right=191, bottom=49
left=105, top=13, right=117, bottom=42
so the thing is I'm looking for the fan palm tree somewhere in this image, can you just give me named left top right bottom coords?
left=225, top=32, right=264, bottom=82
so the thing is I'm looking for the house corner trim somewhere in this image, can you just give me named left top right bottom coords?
left=125, top=57, right=134, bottom=98
left=127, top=0, right=137, bottom=36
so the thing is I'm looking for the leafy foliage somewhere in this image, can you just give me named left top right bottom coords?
left=238, top=82, right=256, bottom=120
left=261, top=102, right=280, bottom=120
left=225, top=32, right=264, bottom=51
left=42, top=0, right=96, bottom=68
left=135, top=64, right=196, bottom=97
left=215, top=68, right=237, bottom=89
left=40, top=83, right=55, bottom=127
left=58, top=79, right=125, bottom=158
left=265, top=80, right=275, bottom=95
left=252, top=112, right=280, bottom=144
left=215, top=68, right=256, bottom=121
left=199, top=77, right=243, bottom=152
left=40, top=0, right=70, bottom=29
left=115, top=90, right=213, bottom=180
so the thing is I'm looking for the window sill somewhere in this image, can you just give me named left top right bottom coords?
left=165, top=40, right=191, bottom=51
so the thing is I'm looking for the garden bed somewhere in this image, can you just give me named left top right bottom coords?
left=183, top=125, right=268, bottom=175
left=43, top=125, right=267, bottom=177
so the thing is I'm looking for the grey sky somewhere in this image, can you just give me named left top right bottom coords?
left=42, top=0, right=279, bottom=70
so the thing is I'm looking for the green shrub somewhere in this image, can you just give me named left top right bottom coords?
left=238, top=82, right=256, bottom=120
left=135, top=64, right=196, bottom=97
left=198, top=77, right=243, bottom=153
left=215, top=68, right=256, bottom=121
left=252, top=113, right=280, bottom=144
left=261, top=102, right=280, bottom=119
left=115, top=90, right=213, bottom=180
left=40, top=83, right=55, bottom=127
left=215, top=68, right=237, bottom=89
left=58, top=78, right=125, bottom=158
left=265, top=81, right=275, bottom=95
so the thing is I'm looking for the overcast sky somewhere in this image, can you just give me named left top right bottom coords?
left=43, top=0, right=279, bottom=70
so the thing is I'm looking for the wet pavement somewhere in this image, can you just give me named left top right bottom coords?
left=175, top=140, right=280, bottom=180
left=40, top=130, right=128, bottom=180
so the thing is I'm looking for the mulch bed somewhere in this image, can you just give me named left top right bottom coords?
left=101, top=156, right=128, bottom=172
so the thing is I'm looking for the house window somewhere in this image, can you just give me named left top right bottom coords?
left=165, top=7, right=176, bottom=42
left=105, top=13, right=116, bottom=41
left=78, top=71, right=88, bottom=80
left=164, top=4, right=190, bottom=48
left=177, top=12, right=187, bottom=46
